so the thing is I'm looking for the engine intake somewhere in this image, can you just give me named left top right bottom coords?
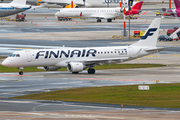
left=67, top=62, right=86, bottom=73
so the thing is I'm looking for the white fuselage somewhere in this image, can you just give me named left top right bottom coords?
left=0, top=3, right=30, bottom=17
left=35, top=0, right=132, bottom=8
left=55, top=8, right=123, bottom=19
left=2, top=46, right=155, bottom=68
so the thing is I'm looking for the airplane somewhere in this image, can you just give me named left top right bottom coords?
left=26, top=0, right=139, bottom=8
left=0, top=0, right=31, bottom=17
left=55, top=1, right=143, bottom=22
left=160, top=0, right=180, bottom=18
left=2, top=18, right=166, bottom=75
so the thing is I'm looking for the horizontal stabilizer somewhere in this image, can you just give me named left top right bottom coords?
left=145, top=47, right=171, bottom=52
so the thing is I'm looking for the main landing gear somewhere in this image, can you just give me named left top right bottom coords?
left=107, top=19, right=112, bottom=22
left=87, top=68, right=95, bottom=74
left=97, top=19, right=101, bottom=23
left=18, top=67, right=24, bottom=75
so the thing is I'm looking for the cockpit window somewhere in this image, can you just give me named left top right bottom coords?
left=16, top=54, right=20, bottom=57
left=9, top=54, right=20, bottom=57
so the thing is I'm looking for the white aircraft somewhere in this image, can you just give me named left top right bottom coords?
left=27, top=0, right=139, bottom=8
left=0, top=0, right=31, bottom=17
left=2, top=18, right=166, bottom=75
left=55, top=1, right=143, bottom=22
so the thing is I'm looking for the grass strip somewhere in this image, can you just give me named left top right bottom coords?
left=0, top=57, right=6, bottom=59
left=13, top=83, right=180, bottom=108
left=0, top=64, right=165, bottom=72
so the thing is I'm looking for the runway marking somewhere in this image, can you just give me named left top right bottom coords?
left=144, top=55, right=160, bottom=58
left=77, top=78, right=150, bottom=81
left=0, top=74, right=29, bottom=77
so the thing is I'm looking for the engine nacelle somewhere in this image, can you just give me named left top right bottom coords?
left=115, top=8, right=124, bottom=13
left=67, top=62, right=86, bottom=73
left=44, top=66, right=60, bottom=71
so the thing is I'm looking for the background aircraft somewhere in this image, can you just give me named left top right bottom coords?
left=0, top=0, right=31, bottom=17
left=161, top=0, right=180, bottom=18
left=27, top=0, right=139, bottom=8
left=2, top=18, right=165, bottom=75
left=55, top=1, right=143, bottom=22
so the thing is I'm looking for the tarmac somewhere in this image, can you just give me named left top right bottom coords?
left=0, top=3, right=180, bottom=120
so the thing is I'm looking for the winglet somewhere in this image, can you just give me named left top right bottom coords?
left=130, top=18, right=161, bottom=47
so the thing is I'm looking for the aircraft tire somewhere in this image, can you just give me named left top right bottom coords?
left=97, top=19, right=101, bottom=23
left=88, top=69, right=95, bottom=74
left=107, top=19, right=112, bottom=22
left=19, top=71, right=23, bottom=75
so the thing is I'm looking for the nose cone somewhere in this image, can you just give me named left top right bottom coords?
left=55, top=12, right=60, bottom=18
left=2, top=59, right=9, bottom=67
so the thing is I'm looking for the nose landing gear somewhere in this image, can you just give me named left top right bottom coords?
left=18, top=67, right=24, bottom=75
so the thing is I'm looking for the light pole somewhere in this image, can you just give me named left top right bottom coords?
left=83, top=0, right=86, bottom=20
left=128, top=0, right=133, bottom=39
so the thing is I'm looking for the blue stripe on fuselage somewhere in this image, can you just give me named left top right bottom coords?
left=0, top=7, right=30, bottom=10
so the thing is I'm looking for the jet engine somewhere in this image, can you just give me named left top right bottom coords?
left=67, top=62, right=86, bottom=73
left=115, top=8, right=124, bottom=13
left=44, top=66, right=60, bottom=71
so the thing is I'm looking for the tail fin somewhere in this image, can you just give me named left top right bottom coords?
left=10, top=0, right=26, bottom=5
left=131, top=1, right=143, bottom=10
left=37, top=0, right=42, bottom=6
left=174, top=0, right=180, bottom=10
left=130, top=18, right=161, bottom=47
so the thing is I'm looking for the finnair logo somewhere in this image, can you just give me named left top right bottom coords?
left=141, top=28, right=157, bottom=40
left=35, top=49, right=97, bottom=59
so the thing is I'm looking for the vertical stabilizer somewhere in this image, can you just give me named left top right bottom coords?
left=130, top=18, right=161, bottom=47
left=131, top=1, right=143, bottom=10
left=10, top=0, right=26, bottom=5
left=174, top=0, right=180, bottom=10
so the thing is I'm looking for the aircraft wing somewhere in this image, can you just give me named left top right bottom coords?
left=65, top=57, right=129, bottom=65
left=74, top=2, right=85, bottom=7
left=89, top=14, right=116, bottom=19
left=38, top=1, right=84, bottom=7
left=11, top=5, right=31, bottom=9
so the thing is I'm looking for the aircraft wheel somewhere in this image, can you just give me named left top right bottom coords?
left=88, top=69, right=95, bottom=74
left=97, top=19, right=101, bottom=23
left=19, top=71, right=23, bottom=75
left=107, top=19, right=112, bottom=22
